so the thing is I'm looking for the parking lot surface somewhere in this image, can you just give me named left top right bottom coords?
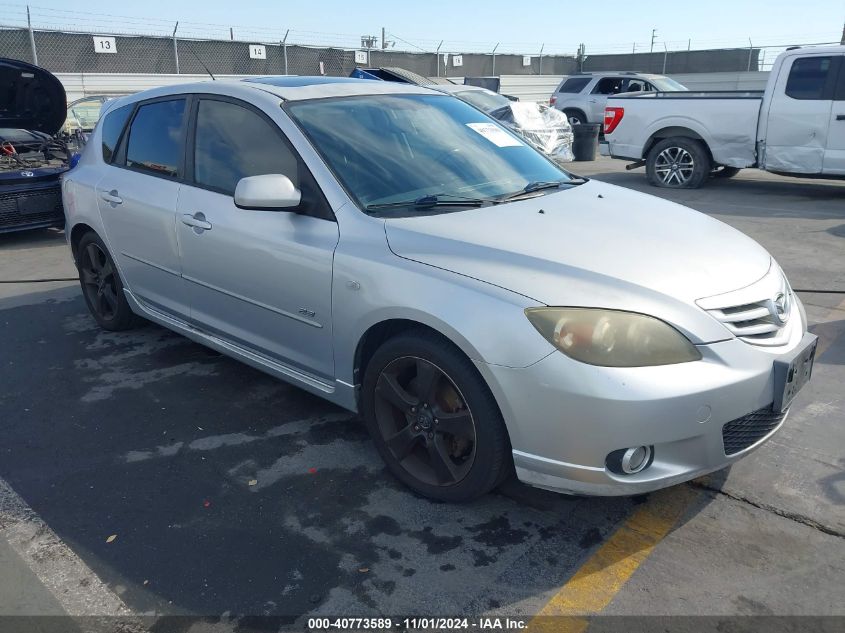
left=1, top=157, right=843, bottom=628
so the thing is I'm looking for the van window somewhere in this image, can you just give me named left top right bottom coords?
left=193, top=99, right=299, bottom=196
left=785, top=57, right=833, bottom=100
left=100, top=103, right=133, bottom=164
left=557, top=77, right=590, bottom=93
left=125, top=99, right=186, bottom=177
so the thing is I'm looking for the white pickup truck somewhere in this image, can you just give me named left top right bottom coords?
left=601, top=45, right=845, bottom=188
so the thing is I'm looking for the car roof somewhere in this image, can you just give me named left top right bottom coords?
left=431, top=84, right=490, bottom=94
left=569, top=71, right=666, bottom=78
left=100, top=75, right=441, bottom=110
left=779, top=44, right=845, bottom=57
left=245, top=76, right=438, bottom=100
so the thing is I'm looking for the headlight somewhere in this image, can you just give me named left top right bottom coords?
left=524, top=308, right=702, bottom=367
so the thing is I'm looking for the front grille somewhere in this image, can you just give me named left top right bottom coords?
left=0, top=184, right=64, bottom=230
left=705, top=299, right=788, bottom=345
left=722, top=405, right=786, bottom=455
left=697, top=265, right=795, bottom=347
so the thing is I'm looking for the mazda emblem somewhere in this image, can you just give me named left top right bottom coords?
left=772, top=292, right=789, bottom=324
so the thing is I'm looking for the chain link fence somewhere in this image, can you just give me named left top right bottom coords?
left=0, top=23, right=789, bottom=80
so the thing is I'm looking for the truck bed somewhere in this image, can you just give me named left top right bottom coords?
left=604, top=91, right=764, bottom=168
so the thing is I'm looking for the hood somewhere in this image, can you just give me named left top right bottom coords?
left=0, top=58, right=67, bottom=136
left=384, top=180, right=772, bottom=343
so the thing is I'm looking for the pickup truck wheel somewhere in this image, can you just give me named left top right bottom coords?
left=563, top=109, right=587, bottom=126
left=646, top=137, right=711, bottom=189
left=77, top=232, right=140, bottom=331
left=362, top=331, right=511, bottom=502
left=713, top=166, right=741, bottom=179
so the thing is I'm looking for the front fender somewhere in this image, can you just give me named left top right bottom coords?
left=331, top=249, right=554, bottom=387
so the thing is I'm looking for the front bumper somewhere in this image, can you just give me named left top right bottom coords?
left=475, top=323, right=813, bottom=496
left=0, top=176, right=65, bottom=233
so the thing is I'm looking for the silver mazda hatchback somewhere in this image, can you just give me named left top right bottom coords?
left=62, top=77, right=816, bottom=501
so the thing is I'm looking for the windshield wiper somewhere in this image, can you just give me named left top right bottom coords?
left=365, top=193, right=492, bottom=212
left=499, top=178, right=586, bottom=202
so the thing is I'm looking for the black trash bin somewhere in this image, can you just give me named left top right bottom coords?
left=572, top=123, right=601, bottom=161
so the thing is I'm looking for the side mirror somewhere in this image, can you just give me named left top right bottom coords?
left=234, top=174, right=301, bottom=210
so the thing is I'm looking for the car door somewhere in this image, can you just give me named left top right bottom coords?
left=176, top=96, right=339, bottom=380
left=823, top=56, right=845, bottom=175
left=764, top=54, right=837, bottom=174
left=588, top=77, right=624, bottom=122
left=95, top=97, right=189, bottom=319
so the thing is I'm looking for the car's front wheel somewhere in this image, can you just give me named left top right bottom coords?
left=77, top=232, right=140, bottom=331
left=362, top=331, right=512, bottom=501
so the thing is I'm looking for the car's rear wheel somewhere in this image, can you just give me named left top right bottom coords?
left=563, top=109, right=587, bottom=126
left=646, top=137, right=711, bottom=189
left=77, top=232, right=140, bottom=331
left=362, top=331, right=511, bottom=501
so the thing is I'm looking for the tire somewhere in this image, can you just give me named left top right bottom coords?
left=76, top=231, right=140, bottom=331
left=646, top=137, right=711, bottom=189
left=361, top=331, right=512, bottom=502
left=713, top=166, right=741, bottom=179
left=563, top=109, right=588, bottom=126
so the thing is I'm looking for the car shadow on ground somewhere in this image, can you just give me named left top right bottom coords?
left=0, top=287, right=713, bottom=620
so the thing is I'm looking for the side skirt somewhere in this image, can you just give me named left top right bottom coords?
left=124, top=289, right=358, bottom=412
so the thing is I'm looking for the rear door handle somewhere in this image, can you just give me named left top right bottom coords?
left=99, top=189, right=122, bottom=205
left=837, top=114, right=845, bottom=121
left=181, top=212, right=212, bottom=231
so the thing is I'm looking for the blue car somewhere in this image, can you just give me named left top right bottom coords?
left=0, top=58, right=69, bottom=234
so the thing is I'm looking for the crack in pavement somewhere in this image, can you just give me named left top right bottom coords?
left=690, top=481, right=844, bottom=540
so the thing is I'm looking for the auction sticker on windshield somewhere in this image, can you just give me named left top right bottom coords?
left=466, top=122, right=524, bottom=147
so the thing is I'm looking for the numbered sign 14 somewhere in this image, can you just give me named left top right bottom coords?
left=249, top=45, right=267, bottom=60
left=93, top=36, right=116, bottom=54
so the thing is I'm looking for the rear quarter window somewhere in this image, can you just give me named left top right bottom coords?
left=557, top=77, right=591, bottom=93
left=100, top=103, right=133, bottom=163
left=785, top=56, right=833, bottom=100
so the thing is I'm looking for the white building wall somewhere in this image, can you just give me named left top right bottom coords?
left=57, top=71, right=771, bottom=104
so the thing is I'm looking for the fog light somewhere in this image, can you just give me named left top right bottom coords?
left=606, top=445, right=653, bottom=475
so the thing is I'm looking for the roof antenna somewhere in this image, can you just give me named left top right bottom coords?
left=183, top=40, right=216, bottom=80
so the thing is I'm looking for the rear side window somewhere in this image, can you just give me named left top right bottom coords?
left=100, top=104, right=133, bottom=163
left=785, top=57, right=833, bottom=100
left=593, top=77, right=626, bottom=95
left=125, top=99, right=186, bottom=178
left=557, top=77, right=590, bottom=93
left=193, top=99, right=299, bottom=196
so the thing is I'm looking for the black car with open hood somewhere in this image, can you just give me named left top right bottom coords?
left=1, top=57, right=70, bottom=233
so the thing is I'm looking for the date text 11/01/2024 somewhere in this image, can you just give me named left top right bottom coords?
left=307, top=617, right=528, bottom=630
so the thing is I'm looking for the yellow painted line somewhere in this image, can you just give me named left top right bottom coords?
left=527, top=485, right=700, bottom=633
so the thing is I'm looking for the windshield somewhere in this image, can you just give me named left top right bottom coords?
left=650, top=77, right=688, bottom=91
left=455, top=89, right=512, bottom=113
left=286, top=94, right=570, bottom=215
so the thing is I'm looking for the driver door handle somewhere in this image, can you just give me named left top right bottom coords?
left=99, top=190, right=122, bottom=205
left=836, top=114, right=845, bottom=121
left=181, top=212, right=212, bottom=231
